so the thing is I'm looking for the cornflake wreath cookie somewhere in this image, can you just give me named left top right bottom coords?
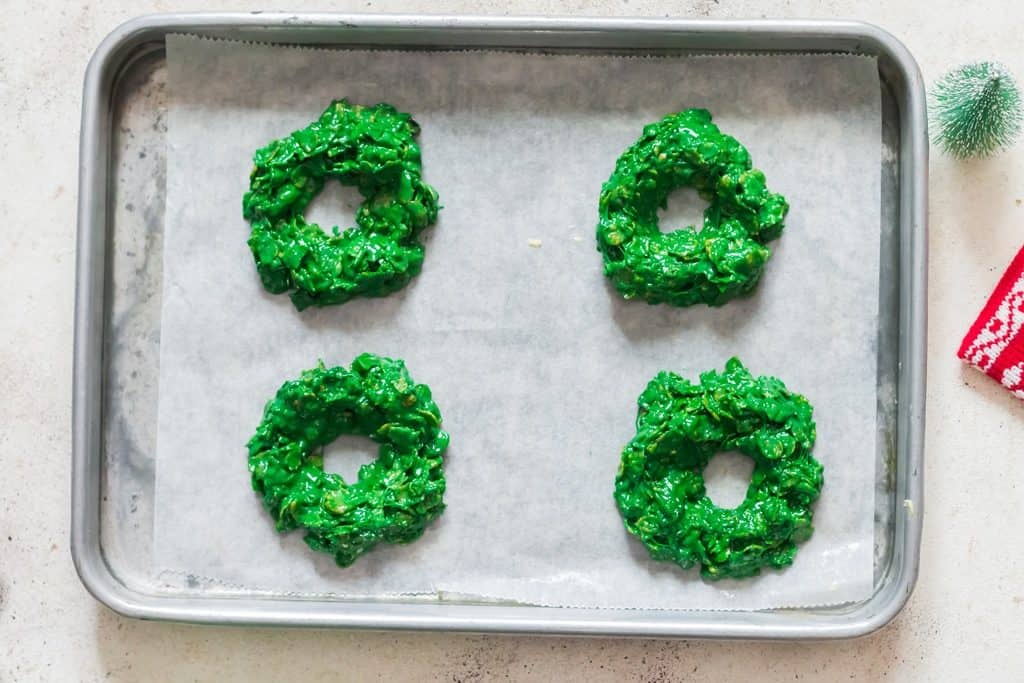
left=247, top=354, right=448, bottom=567
left=614, top=358, right=823, bottom=580
left=597, top=108, right=789, bottom=307
left=243, top=100, right=440, bottom=310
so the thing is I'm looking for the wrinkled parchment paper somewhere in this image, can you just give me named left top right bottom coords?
left=155, top=35, right=880, bottom=609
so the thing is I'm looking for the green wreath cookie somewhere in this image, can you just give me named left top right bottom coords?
left=243, top=100, right=440, bottom=310
left=614, top=358, right=823, bottom=580
left=247, top=354, right=448, bottom=566
left=597, top=109, right=789, bottom=307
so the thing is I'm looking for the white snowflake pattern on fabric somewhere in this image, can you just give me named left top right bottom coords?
left=964, top=275, right=1024, bottom=371
left=1001, top=361, right=1024, bottom=398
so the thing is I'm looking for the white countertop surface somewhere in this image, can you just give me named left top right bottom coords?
left=2, top=1, right=1023, bottom=680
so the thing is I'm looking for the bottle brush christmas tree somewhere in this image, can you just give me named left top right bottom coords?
left=930, top=61, right=1023, bottom=159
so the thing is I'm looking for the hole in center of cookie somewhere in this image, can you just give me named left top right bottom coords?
left=702, top=451, right=754, bottom=510
left=658, top=186, right=705, bottom=233
left=322, top=434, right=377, bottom=484
left=305, top=180, right=362, bottom=236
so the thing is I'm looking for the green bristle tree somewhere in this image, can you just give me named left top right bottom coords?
left=930, top=61, right=1023, bottom=159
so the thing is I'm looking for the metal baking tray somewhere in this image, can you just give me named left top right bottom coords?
left=73, top=13, right=926, bottom=638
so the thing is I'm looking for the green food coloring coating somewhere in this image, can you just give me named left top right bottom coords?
left=597, top=109, right=789, bottom=307
left=614, top=358, right=823, bottom=580
left=247, top=354, right=448, bottom=567
left=243, top=100, right=440, bottom=310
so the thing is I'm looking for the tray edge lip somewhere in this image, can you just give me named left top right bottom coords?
left=71, top=11, right=927, bottom=639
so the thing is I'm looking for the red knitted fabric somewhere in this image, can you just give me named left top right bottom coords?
left=958, top=245, right=1024, bottom=399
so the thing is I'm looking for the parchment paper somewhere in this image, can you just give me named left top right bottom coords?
left=154, top=35, right=880, bottom=609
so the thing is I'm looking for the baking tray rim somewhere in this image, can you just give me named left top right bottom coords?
left=72, top=12, right=927, bottom=639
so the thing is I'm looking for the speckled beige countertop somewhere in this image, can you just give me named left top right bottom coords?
left=2, top=1, right=1023, bottom=680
